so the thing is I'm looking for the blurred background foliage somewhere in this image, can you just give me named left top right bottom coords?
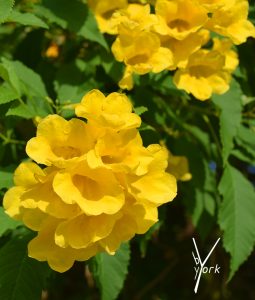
left=0, top=0, right=255, bottom=299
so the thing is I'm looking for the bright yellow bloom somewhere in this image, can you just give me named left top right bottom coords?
left=167, top=152, right=192, bottom=181
left=173, top=49, right=231, bottom=100
left=112, top=4, right=157, bottom=32
left=212, top=38, right=239, bottom=72
left=26, top=115, right=95, bottom=168
left=75, top=89, right=141, bottom=130
left=87, top=0, right=128, bottom=34
left=112, top=25, right=173, bottom=89
left=159, top=29, right=210, bottom=69
left=196, top=0, right=234, bottom=12
left=206, top=0, right=255, bottom=44
left=45, top=43, right=59, bottom=58
left=154, top=0, right=208, bottom=40
left=4, top=90, right=177, bottom=272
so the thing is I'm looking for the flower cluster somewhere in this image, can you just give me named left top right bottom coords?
left=88, top=0, right=255, bottom=100
left=3, top=90, right=177, bottom=272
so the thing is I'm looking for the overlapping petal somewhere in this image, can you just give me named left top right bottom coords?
left=3, top=90, right=177, bottom=273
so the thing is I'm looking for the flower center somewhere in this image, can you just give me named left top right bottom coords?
left=189, top=65, right=215, bottom=78
left=127, top=54, right=149, bottom=65
left=168, top=19, right=190, bottom=32
left=53, top=146, right=81, bottom=159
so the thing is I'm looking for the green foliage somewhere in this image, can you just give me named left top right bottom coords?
left=218, top=164, right=255, bottom=280
left=212, top=80, right=243, bottom=165
left=7, top=11, right=48, bottom=29
left=0, top=230, right=50, bottom=300
left=0, top=0, right=15, bottom=24
left=90, top=243, right=130, bottom=300
left=0, top=207, right=21, bottom=236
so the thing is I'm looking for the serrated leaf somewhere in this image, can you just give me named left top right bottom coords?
left=235, top=125, right=255, bottom=158
left=0, top=82, right=18, bottom=104
left=218, top=164, right=255, bottom=280
left=0, top=0, right=15, bottom=24
left=212, top=80, right=242, bottom=164
left=0, top=231, right=50, bottom=300
left=7, top=10, right=48, bottom=29
left=91, top=243, right=130, bottom=300
left=0, top=207, right=22, bottom=237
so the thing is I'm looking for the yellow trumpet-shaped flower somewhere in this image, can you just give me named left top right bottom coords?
left=75, top=89, right=141, bottom=130
left=26, top=115, right=95, bottom=168
left=87, top=0, right=128, bottom=34
left=112, top=4, right=158, bottom=32
left=112, top=25, right=174, bottom=89
left=173, top=49, right=231, bottom=100
left=206, top=0, right=255, bottom=45
left=3, top=89, right=177, bottom=272
left=159, top=29, right=210, bottom=69
left=196, top=0, right=235, bottom=12
left=167, top=151, right=192, bottom=182
left=212, top=38, right=239, bottom=72
left=154, top=0, right=208, bottom=40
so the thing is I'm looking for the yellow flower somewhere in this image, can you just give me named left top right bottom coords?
left=159, top=29, right=210, bottom=69
left=87, top=0, right=128, bottom=34
left=206, top=0, right=255, bottom=44
left=173, top=49, right=231, bottom=100
left=167, top=151, right=192, bottom=181
left=75, top=89, right=141, bottom=130
left=112, top=4, right=157, bottom=32
left=154, top=0, right=208, bottom=40
left=112, top=25, right=173, bottom=88
left=212, top=38, right=239, bottom=72
left=3, top=90, right=177, bottom=272
left=45, top=43, right=59, bottom=58
left=26, top=115, right=95, bottom=168
left=119, top=66, right=134, bottom=90
left=196, top=0, right=234, bottom=12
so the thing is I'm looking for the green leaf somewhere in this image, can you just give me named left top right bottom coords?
left=235, top=125, right=255, bottom=159
left=37, top=0, right=108, bottom=49
left=0, top=207, right=21, bottom=237
left=6, top=100, right=37, bottom=119
left=0, top=166, right=14, bottom=189
left=134, top=106, right=148, bottom=116
left=0, top=231, right=50, bottom=300
left=218, top=164, right=255, bottom=280
left=91, top=243, right=130, bottom=300
left=231, top=148, right=255, bottom=165
left=0, top=0, right=15, bottom=24
left=0, top=58, right=22, bottom=95
left=0, top=82, right=19, bottom=104
left=7, top=10, right=48, bottom=29
left=79, top=10, right=109, bottom=50
left=12, top=60, right=48, bottom=98
left=1, top=59, right=51, bottom=117
left=212, top=80, right=242, bottom=164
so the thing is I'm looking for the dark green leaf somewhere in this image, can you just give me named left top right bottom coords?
left=7, top=11, right=48, bottom=29
left=218, top=164, right=255, bottom=280
left=212, top=80, right=242, bottom=164
left=0, top=231, right=50, bottom=300
left=0, top=207, right=22, bottom=236
left=91, top=243, right=130, bottom=300
left=0, top=0, right=15, bottom=24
